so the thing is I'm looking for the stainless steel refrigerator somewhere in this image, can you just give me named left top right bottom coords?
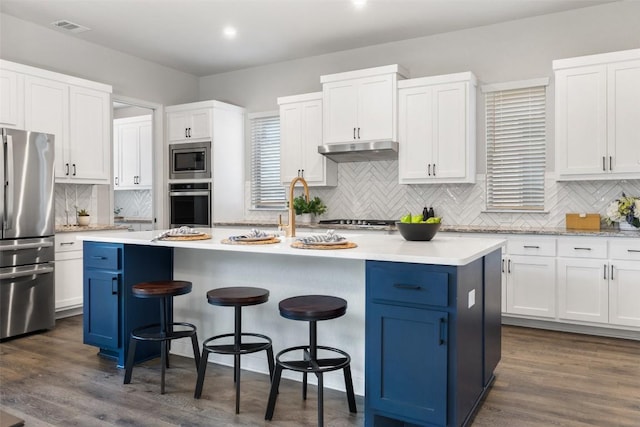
left=1, top=128, right=55, bottom=339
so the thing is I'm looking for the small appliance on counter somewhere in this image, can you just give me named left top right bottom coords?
left=1, top=128, right=56, bottom=339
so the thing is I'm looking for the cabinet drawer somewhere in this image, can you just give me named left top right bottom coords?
left=609, top=239, right=640, bottom=260
left=557, top=238, right=607, bottom=258
left=84, top=244, right=121, bottom=270
left=55, top=233, right=82, bottom=253
left=507, top=238, right=556, bottom=256
left=367, top=263, right=449, bottom=307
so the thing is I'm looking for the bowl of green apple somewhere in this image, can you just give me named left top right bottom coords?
left=396, top=213, right=442, bottom=241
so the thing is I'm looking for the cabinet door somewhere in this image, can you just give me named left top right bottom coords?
left=55, top=251, right=84, bottom=311
left=24, top=75, right=70, bottom=179
left=557, top=258, right=608, bottom=323
left=431, top=82, right=468, bottom=180
left=398, top=85, right=432, bottom=181
left=138, top=120, right=153, bottom=187
left=279, top=102, right=303, bottom=183
left=607, top=60, right=640, bottom=175
left=0, top=69, right=24, bottom=129
left=609, top=260, right=640, bottom=327
left=187, top=108, right=212, bottom=140
left=118, top=122, right=140, bottom=188
left=506, top=255, right=556, bottom=318
left=357, top=74, right=394, bottom=142
left=299, top=99, right=326, bottom=184
left=555, top=66, right=607, bottom=177
left=83, top=269, right=120, bottom=349
left=366, top=302, right=448, bottom=426
left=323, top=80, right=358, bottom=144
left=167, top=111, right=190, bottom=141
left=69, top=86, right=110, bottom=182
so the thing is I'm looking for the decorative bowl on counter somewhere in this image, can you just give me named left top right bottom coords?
left=396, top=222, right=441, bottom=241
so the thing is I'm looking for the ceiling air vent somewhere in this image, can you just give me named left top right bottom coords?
left=50, top=20, right=91, bottom=34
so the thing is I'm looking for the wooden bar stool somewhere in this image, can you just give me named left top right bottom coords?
left=265, top=295, right=357, bottom=427
left=123, top=280, right=200, bottom=394
left=194, top=287, right=275, bottom=414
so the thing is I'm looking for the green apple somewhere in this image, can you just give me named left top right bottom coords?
left=400, top=213, right=411, bottom=223
left=426, top=217, right=442, bottom=224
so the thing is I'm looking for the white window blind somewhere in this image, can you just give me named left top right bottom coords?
left=250, top=114, right=286, bottom=210
left=485, top=83, right=546, bottom=211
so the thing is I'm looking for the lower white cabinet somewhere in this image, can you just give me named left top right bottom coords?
left=608, top=239, right=640, bottom=327
left=54, top=233, right=84, bottom=312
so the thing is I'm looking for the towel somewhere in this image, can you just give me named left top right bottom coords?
left=296, top=230, right=346, bottom=245
left=228, top=229, right=273, bottom=241
left=152, top=226, right=202, bottom=241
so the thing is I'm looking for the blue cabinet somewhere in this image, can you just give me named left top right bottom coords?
left=365, top=253, right=501, bottom=427
left=83, top=242, right=173, bottom=367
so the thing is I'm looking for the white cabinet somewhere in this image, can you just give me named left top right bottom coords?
left=503, top=237, right=556, bottom=318
left=608, top=239, right=640, bottom=327
left=554, top=49, right=640, bottom=180
left=398, top=72, right=476, bottom=184
left=321, top=65, right=407, bottom=145
left=0, top=68, right=24, bottom=129
left=167, top=108, right=212, bottom=142
left=113, top=115, right=152, bottom=190
left=54, top=233, right=84, bottom=313
left=557, top=238, right=609, bottom=324
left=19, top=63, right=111, bottom=184
left=278, top=92, right=337, bottom=186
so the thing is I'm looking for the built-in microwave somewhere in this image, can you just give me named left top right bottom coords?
left=169, top=141, right=211, bottom=180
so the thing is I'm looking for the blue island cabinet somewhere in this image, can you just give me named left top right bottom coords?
left=83, top=242, right=173, bottom=367
left=365, top=250, right=501, bottom=427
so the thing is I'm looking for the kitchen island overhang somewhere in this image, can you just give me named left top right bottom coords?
left=79, top=228, right=505, bottom=427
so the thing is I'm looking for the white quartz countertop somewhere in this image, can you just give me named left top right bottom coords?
left=78, top=227, right=505, bottom=266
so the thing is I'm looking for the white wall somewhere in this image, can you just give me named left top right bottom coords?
left=0, top=13, right=199, bottom=104
left=198, top=1, right=640, bottom=174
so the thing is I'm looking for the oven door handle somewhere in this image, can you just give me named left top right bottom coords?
left=169, top=191, right=210, bottom=196
left=0, top=265, right=54, bottom=280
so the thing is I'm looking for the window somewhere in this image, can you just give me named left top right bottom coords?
left=250, top=112, right=286, bottom=210
left=484, top=78, right=548, bottom=211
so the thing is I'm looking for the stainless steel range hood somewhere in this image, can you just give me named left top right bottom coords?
left=317, top=140, right=398, bottom=162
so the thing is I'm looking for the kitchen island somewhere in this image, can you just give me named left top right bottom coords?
left=79, top=227, right=504, bottom=427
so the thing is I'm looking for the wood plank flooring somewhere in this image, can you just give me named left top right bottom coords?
left=1, top=316, right=638, bottom=426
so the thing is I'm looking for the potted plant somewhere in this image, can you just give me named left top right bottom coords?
left=77, top=209, right=91, bottom=226
left=605, top=193, right=640, bottom=230
left=292, top=195, right=327, bottom=224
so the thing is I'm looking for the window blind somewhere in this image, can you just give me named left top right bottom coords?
left=485, top=85, right=546, bottom=211
left=250, top=114, right=286, bottom=209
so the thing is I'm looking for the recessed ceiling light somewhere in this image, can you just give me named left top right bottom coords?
left=223, top=26, right=237, bottom=39
left=352, top=0, right=367, bottom=9
left=50, top=19, right=91, bottom=33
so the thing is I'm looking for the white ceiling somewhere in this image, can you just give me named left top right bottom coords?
left=1, top=0, right=616, bottom=77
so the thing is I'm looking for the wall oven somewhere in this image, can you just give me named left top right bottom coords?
left=169, top=141, right=211, bottom=180
left=169, top=182, right=211, bottom=228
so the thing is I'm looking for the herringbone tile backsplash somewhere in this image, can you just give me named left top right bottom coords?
left=246, top=160, right=640, bottom=228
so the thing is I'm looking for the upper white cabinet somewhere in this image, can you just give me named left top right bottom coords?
left=321, top=64, right=407, bottom=145
left=113, top=115, right=153, bottom=190
left=3, top=59, right=112, bottom=184
left=554, top=49, right=640, bottom=180
left=278, top=92, right=337, bottom=186
left=0, top=68, right=24, bottom=129
left=167, top=107, right=212, bottom=142
left=398, top=72, right=476, bottom=184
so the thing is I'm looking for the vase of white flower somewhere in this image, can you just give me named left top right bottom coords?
left=605, top=193, right=640, bottom=230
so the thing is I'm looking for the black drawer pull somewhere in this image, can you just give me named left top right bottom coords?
left=393, top=284, right=421, bottom=290
left=574, top=247, right=592, bottom=251
left=627, top=249, right=640, bottom=253
left=523, top=245, right=540, bottom=249
left=60, top=242, right=75, bottom=246
left=91, top=255, right=107, bottom=260
left=439, top=317, right=446, bottom=345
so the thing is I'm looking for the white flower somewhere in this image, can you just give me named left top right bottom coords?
left=635, top=199, right=640, bottom=219
left=606, top=200, right=622, bottom=222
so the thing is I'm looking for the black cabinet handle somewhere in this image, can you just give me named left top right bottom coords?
left=72, top=164, right=76, bottom=176
left=353, top=127, right=356, bottom=140
left=439, top=318, right=446, bottom=345
left=91, top=255, right=107, bottom=260
left=428, top=164, right=431, bottom=176
left=433, top=164, right=436, bottom=176
left=609, top=156, right=612, bottom=171
left=111, top=277, right=118, bottom=295
left=65, top=163, right=69, bottom=176
left=301, top=169, right=304, bottom=177
left=357, top=127, right=360, bottom=139
left=508, top=259, right=511, bottom=273
left=610, top=265, right=614, bottom=280
left=393, top=283, right=421, bottom=290
left=501, top=259, right=505, bottom=273
left=627, top=249, right=640, bottom=253
left=60, top=242, right=75, bottom=246
left=574, top=247, right=592, bottom=251
left=603, top=264, right=607, bottom=280
left=603, top=156, right=606, bottom=171
left=523, top=245, right=540, bottom=249
left=115, top=176, right=118, bottom=186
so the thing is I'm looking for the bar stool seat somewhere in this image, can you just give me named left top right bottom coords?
left=194, top=287, right=275, bottom=414
left=265, top=295, right=357, bottom=427
left=123, top=280, right=200, bottom=394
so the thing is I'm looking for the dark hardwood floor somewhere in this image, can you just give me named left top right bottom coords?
left=0, top=316, right=638, bottom=426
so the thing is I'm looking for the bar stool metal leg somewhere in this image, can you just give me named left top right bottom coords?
left=265, top=364, right=283, bottom=420
left=124, top=336, right=137, bottom=384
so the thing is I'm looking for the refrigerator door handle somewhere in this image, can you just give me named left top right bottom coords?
left=4, top=134, right=14, bottom=231
left=0, top=241, right=55, bottom=252
left=0, top=131, right=4, bottom=232
left=0, top=265, right=54, bottom=280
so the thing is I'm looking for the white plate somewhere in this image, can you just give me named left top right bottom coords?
left=232, top=235, right=276, bottom=242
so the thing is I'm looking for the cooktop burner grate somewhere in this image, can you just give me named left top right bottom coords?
left=318, top=219, right=396, bottom=227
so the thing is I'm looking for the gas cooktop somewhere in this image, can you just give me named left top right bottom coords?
left=318, top=219, right=396, bottom=228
